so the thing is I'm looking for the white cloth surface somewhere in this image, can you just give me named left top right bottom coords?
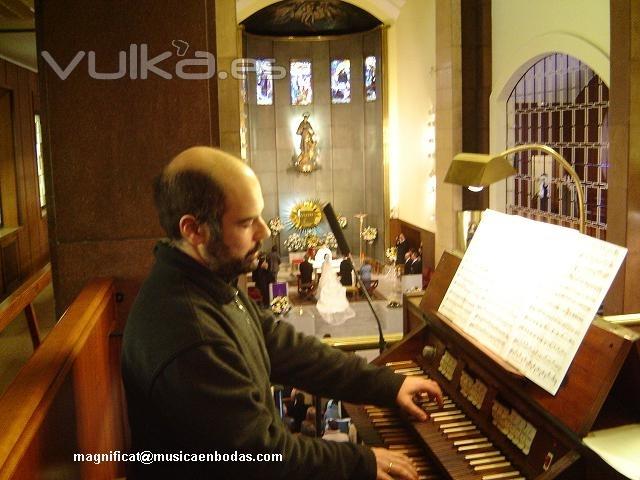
left=316, top=259, right=355, bottom=325
left=322, top=430, right=350, bottom=443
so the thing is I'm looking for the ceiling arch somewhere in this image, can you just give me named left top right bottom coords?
left=236, top=0, right=406, bottom=25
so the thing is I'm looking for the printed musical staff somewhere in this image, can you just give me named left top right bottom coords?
left=438, top=210, right=627, bottom=394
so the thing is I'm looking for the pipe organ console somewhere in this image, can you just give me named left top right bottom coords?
left=345, top=253, right=640, bottom=480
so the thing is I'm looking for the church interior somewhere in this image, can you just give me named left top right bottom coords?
left=0, top=0, right=639, bottom=478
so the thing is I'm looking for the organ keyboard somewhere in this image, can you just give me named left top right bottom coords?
left=345, top=253, right=640, bottom=480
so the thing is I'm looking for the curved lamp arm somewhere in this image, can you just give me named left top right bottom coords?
left=500, top=144, right=585, bottom=234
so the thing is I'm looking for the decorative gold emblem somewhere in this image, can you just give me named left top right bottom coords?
left=289, top=200, right=323, bottom=230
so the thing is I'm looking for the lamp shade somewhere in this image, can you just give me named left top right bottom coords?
left=444, top=152, right=517, bottom=187
left=444, top=144, right=585, bottom=233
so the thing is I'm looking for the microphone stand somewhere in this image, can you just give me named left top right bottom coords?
left=322, top=202, right=386, bottom=354
left=348, top=256, right=386, bottom=354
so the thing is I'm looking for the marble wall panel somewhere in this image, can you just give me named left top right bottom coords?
left=39, top=0, right=219, bottom=314
left=246, top=31, right=384, bottom=260
left=251, top=149, right=277, bottom=174
left=261, top=193, right=279, bottom=228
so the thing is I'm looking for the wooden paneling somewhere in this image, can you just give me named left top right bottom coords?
left=0, top=89, right=18, bottom=228
left=0, top=263, right=51, bottom=349
left=17, top=68, right=39, bottom=274
left=420, top=230, right=435, bottom=272
left=606, top=0, right=640, bottom=314
left=389, top=218, right=436, bottom=272
left=0, top=238, right=19, bottom=292
left=37, top=0, right=219, bottom=316
left=388, top=218, right=401, bottom=247
left=0, top=59, right=48, bottom=289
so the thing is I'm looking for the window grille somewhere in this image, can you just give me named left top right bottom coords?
left=506, top=53, right=608, bottom=239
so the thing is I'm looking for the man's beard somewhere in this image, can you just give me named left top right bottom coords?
left=205, top=236, right=262, bottom=280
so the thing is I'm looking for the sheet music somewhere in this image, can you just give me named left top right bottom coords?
left=584, top=424, right=640, bottom=480
left=438, top=210, right=627, bottom=395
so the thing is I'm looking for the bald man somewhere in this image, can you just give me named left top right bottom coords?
left=121, top=147, right=442, bottom=480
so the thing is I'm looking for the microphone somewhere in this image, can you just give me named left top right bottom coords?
left=322, top=203, right=386, bottom=353
left=322, top=203, right=350, bottom=256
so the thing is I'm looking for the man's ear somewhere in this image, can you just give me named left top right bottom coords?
left=178, top=215, right=208, bottom=246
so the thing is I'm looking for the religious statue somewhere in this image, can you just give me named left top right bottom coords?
left=538, top=173, right=549, bottom=199
left=536, top=173, right=549, bottom=211
left=294, top=112, right=318, bottom=173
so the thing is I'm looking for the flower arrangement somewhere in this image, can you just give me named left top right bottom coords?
left=284, top=233, right=305, bottom=252
left=268, top=217, right=284, bottom=235
left=323, top=232, right=338, bottom=249
left=385, top=246, right=397, bottom=262
left=338, top=215, right=347, bottom=229
left=361, top=226, right=378, bottom=243
left=304, top=233, right=321, bottom=249
left=284, top=231, right=339, bottom=251
left=270, top=296, right=292, bottom=316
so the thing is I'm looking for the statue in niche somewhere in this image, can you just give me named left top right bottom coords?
left=294, top=112, right=318, bottom=173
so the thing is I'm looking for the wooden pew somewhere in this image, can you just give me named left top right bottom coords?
left=0, top=263, right=52, bottom=349
left=0, top=278, right=126, bottom=479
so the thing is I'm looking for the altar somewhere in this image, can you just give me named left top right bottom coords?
left=288, top=250, right=342, bottom=275
left=288, top=251, right=306, bottom=275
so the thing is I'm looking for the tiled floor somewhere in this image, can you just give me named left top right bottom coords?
left=282, top=299, right=403, bottom=339
left=276, top=262, right=403, bottom=304
left=275, top=263, right=405, bottom=361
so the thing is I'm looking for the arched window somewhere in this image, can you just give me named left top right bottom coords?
left=506, top=53, right=608, bottom=239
